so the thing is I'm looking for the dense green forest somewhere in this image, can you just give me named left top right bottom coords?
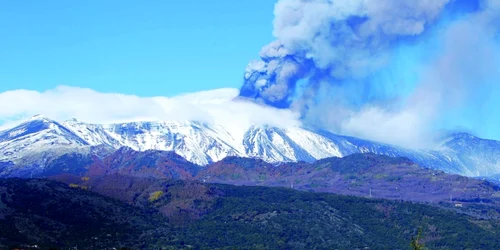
left=2, top=178, right=500, bottom=249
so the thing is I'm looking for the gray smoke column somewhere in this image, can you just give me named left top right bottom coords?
left=239, top=0, right=450, bottom=109
left=239, top=0, right=500, bottom=147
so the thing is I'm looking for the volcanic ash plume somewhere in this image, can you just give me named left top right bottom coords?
left=239, top=0, right=500, bottom=147
left=240, top=0, right=449, bottom=108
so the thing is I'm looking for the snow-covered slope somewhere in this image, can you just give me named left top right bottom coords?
left=2, top=115, right=500, bottom=177
left=0, top=115, right=90, bottom=162
left=0, top=115, right=101, bottom=177
left=243, top=126, right=343, bottom=163
left=100, top=121, right=243, bottom=165
left=62, top=121, right=344, bottom=165
left=437, top=133, right=500, bottom=176
left=62, top=118, right=120, bottom=147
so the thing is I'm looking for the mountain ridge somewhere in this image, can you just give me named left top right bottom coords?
left=2, top=115, right=500, bottom=177
left=36, top=150, right=500, bottom=212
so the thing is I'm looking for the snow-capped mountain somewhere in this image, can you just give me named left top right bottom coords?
left=438, top=133, right=500, bottom=176
left=64, top=119, right=244, bottom=165
left=0, top=115, right=89, bottom=162
left=62, top=119, right=345, bottom=165
left=2, top=114, right=500, bottom=177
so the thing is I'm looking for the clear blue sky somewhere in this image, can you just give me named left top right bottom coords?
left=0, top=1, right=275, bottom=96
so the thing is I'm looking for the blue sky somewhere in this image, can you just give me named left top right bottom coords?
left=0, top=0, right=275, bottom=96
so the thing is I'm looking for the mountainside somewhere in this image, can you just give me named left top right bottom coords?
left=199, top=154, right=500, bottom=207
left=439, top=133, right=500, bottom=176
left=7, top=177, right=500, bottom=249
left=88, top=147, right=200, bottom=179
left=0, top=116, right=110, bottom=178
left=2, top=115, right=500, bottom=177
left=0, top=178, right=173, bottom=249
left=42, top=151, right=500, bottom=211
left=0, top=115, right=89, bottom=161
left=64, top=119, right=244, bottom=165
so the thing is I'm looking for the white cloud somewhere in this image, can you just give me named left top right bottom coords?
left=339, top=106, right=433, bottom=148
left=0, top=86, right=302, bottom=139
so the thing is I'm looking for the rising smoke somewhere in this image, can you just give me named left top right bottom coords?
left=239, top=0, right=500, bottom=148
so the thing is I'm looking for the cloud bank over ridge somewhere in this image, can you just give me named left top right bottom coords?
left=239, top=0, right=500, bottom=148
left=0, top=86, right=301, bottom=139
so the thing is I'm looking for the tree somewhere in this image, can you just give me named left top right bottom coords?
left=410, top=228, right=425, bottom=250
